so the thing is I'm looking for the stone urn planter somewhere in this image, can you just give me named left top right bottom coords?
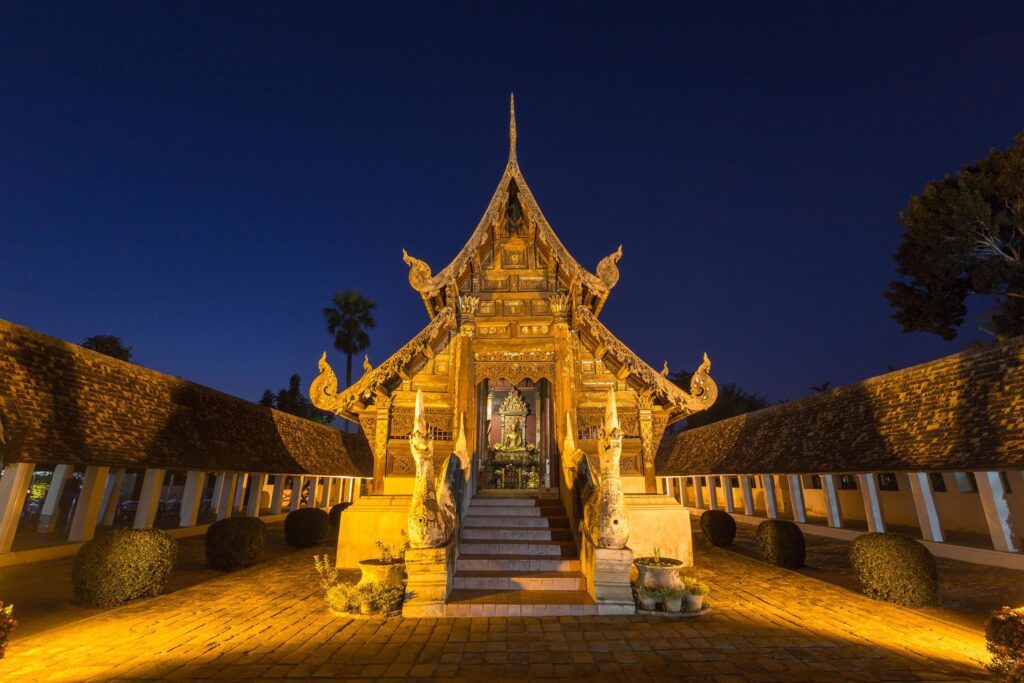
left=634, top=556, right=684, bottom=589
left=357, top=560, right=405, bottom=588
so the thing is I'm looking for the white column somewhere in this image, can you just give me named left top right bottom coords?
left=907, top=472, right=944, bottom=542
left=762, top=475, right=779, bottom=519
left=787, top=474, right=807, bottom=523
left=307, top=476, right=320, bottom=508
left=351, top=479, right=362, bottom=502
left=857, top=473, right=886, bottom=532
left=216, top=472, right=238, bottom=520
left=233, top=473, right=249, bottom=513
left=179, top=471, right=206, bottom=527
left=975, top=471, right=1020, bottom=553
left=0, top=462, right=35, bottom=553
left=740, top=475, right=755, bottom=515
left=37, top=463, right=73, bottom=532
left=319, top=477, right=331, bottom=507
left=723, top=476, right=736, bottom=513
left=821, top=474, right=843, bottom=528
left=270, top=475, right=286, bottom=515
left=290, top=476, right=304, bottom=511
left=210, top=473, right=227, bottom=514
left=345, top=478, right=354, bottom=503
left=246, top=473, right=267, bottom=517
left=134, top=468, right=166, bottom=529
left=68, top=466, right=109, bottom=543
left=706, top=476, right=719, bottom=511
left=692, top=477, right=704, bottom=509
left=99, top=467, right=125, bottom=527
left=675, top=477, right=686, bottom=507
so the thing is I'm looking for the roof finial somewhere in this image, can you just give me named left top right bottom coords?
left=509, top=92, right=517, bottom=162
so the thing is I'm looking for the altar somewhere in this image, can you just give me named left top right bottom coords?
left=486, top=386, right=541, bottom=489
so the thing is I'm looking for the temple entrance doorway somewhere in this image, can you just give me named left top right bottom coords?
left=475, top=378, right=555, bottom=491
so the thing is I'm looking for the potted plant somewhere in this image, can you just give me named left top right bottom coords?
left=635, top=586, right=658, bottom=611
left=378, top=585, right=405, bottom=614
left=357, top=583, right=379, bottom=615
left=659, top=587, right=685, bottom=613
left=357, top=531, right=409, bottom=588
left=680, top=577, right=710, bottom=612
left=633, top=546, right=684, bottom=588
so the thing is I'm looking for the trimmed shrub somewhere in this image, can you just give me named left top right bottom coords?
left=205, top=517, right=265, bottom=571
left=755, top=519, right=805, bottom=568
left=72, top=529, right=177, bottom=607
left=285, top=507, right=330, bottom=547
left=700, top=509, right=737, bottom=546
left=329, top=502, right=351, bottom=532
left=849, top=532, right=937, bottom=606
left=986, top=606, right=1024, bottom=679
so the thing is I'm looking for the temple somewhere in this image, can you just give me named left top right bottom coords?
left=310, top=96, right=718, bottom=616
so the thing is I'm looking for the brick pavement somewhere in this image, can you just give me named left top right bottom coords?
left=0, top=541, right=990, bottom=681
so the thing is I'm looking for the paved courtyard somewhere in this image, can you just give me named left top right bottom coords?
left=0, top=538, right=991, bottom=681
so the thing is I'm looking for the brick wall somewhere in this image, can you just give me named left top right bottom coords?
left=0, top=319, right=372, bottom=475
left=656, top=336, right=1024, bottom=476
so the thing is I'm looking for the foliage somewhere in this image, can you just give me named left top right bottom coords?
left=699, top=509, right=737, bottom=546
left=71, top=529, right=177, bottom=607
left=29, top=470, right=53, bottom=500
left=0, top=601, right=16, bottom=660
left=669, top=378, right=769, bottom=428
left=326, top=581, right=405, bottom=614
left=323, top=289, right=377, bottom=388
left=986, top=606, right=1024, bottom=679
left=885, top=132, right=1024, bottom=340
left=258, top=374, right=334, bottom=424
left=678, top=577, right=710, bottom=596
left=313, top=554, right=338, bottom=592
left=635, top=586, right=661, bottom=601
left=375, top=529, right=409, bottom=564
left=81, top=335, right=133, bottom=361
left=849, top=533, right=938, bottom=606
left=328, top=502, right=350, bottom=532
left=205, top=517, right=265, bottom=571
left=809, top=381, right=832, bottom=393
left=755, top=520, right=805, bottom=568
left=284, top=507, right=330, bottom=547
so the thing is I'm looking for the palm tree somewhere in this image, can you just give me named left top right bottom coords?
left=323, top=290, right=377, bottom=429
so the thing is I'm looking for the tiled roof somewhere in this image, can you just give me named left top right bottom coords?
left=0, top=319, right=373, bottom=476
left=656, top=336, right=1024, bottom=476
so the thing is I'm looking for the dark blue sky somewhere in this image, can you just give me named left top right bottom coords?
left=3, top=2, right=1022, bottom=405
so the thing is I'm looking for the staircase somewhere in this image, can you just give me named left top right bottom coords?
left=445, top=493, right=597, bottom=617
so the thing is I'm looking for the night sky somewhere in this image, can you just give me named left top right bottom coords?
left=3, top=2, right=1023, bottom=407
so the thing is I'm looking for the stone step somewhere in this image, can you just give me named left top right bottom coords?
left=444, top=590, right=597, bottom=617
left=469, top=497, right=543, bottom=507
left=453, top=570, right=586, bottom=592
left=461, top=526, right=572, bottom=542
left=463, top=515, right=553, bottom=528
left=456, top=554, right=581, bottom=573
left=467, top=505, right=545, bottom=517
left=460, top=540, right=576, bottom=557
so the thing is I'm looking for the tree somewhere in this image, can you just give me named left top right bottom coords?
left=809, top=381, right=832, bottom=393
left=323, top=289, right=376, bottom=389
left=259, top=374, right=334, bottom=424
left=81, top=335, right=132, bottom=361
left=885, top=133, right=1024, bottom=340
left=669, top=372, right=769, bottom=429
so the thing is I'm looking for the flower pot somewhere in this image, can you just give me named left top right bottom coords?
left=357, top=560, right=405, bottom=588
left=384, top=597, right=403, bottom=614
left=638, top=595, right=657, bottom=610
left=663, top=594, right=683, bottom=613
left=359, top=601, right=375, bottom=615
left=634, top=557, right=684, bottom=589
left=685, top=594, right=705, bottom=612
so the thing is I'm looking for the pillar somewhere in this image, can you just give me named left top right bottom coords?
left=675, top=477, right=687, bottom=507
left=210, top=472, right=227, bottom=514
left=270, top=474, right=286, bottom=515
left=216, top=472, right=238, bottom=520
left=0, top=462, right=35, bottom=553
left=307, top=476, right=320, bottom=508
left=821, top=474, right=843, bottom=528
left=99, top=467, right=125, bottom=527
left=233, top=473, right=249, bottom=513
left=975, top=471, right=1020, bottom=553
left=68, top=466, right=110, bottom=543
left=692, top=477, right=704, bottom=509
left=740, top=475, right=755, bottom=515
left=179, top=470, right=206, bottom=527
left=352, top=479, right=363, bottom=502
left=345, top=478, right=354, bottom=503
left=907, top=472, right=943, bottom=542
left=857, top=473, right=886, bottom=532
left=246, top=473, right=267, bottom=517
left=134, top=468, right=166, bottom=529
left=37, top=463, right=73, bottom=532
left=319, top=477, right=330, bottom=507
left=290, top=475, right=304, bottom=511
left=762, top=475, right=778, bottom=519
left=706, top=476, right=719, bottom=511
left=723, top=475, right=736, bottom=513
left=787, top=474, right=807, bottom=523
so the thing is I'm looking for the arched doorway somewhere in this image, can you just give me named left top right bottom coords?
left=475, top=378, right=556, bottom=491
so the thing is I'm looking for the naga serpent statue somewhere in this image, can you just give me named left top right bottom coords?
left=582, top=390, right=630, bottom=549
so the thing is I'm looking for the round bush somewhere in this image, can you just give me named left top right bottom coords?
left=849, top=532, right=937, bottom=606
left=699, top=509, right=737, bottom=546
left=205, top=517, right=266, bottom=571
left=329, top=502, right=351, bottom=531
left=755, top=519, right=805, bottom=568
left=285, top=507, right=330, bottom=547
left=72, top=529, right=177, bottom=607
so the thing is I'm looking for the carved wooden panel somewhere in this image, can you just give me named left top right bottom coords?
left=503, top=300, right=526, bottom=316
left=501, top=248, right=527, bottom=269
left=478, top=323, right=510, bottom=337
left=529, top=298, right=550, bottom=314
left=385, top=446, right=455, bottom=477
left=517, top=322, right=551, bottom=337
left=620, top=453, right=641, bottom=474
left=520, top=277, right=547, bottom=292
left=577, top=407, right=640, bottom=437
left=484, top=276, right=510, bottom=291
left=476, top=361, right=555, bottom=384
left=478, top=300, right=496, bottom=316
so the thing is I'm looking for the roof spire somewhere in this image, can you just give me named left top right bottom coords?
left=509, top=92, right=517, bottom=163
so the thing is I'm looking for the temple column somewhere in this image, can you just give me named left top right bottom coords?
left=676, top=477, right=688, bottom=507
left=307, top=477, right=320, bottom=508
left=787, top=474, right=807, bottom=523
left=706, top=476, right=719, bottom=511
left=821, top=474, right=843, bottom=528
left=270, top=474, right=286, bottom=515
left=723, top=476, right=736, bottom=513
left=210, top=472, right=227, bottom=514
left=179, top=471, right=206, bottom=527
left=740, top=475, right=755, bottom=515
left=37, top=463, right=73, bottom=532
left=216, top=473, right=238, bottom=520
left=975, top=471, right=1019, bottom=552
left=246, top=473, right=267, bottom=516
left=290, top=476, right=304, bottom=511
left=134, top=468, right=166, bottom=529
left=762, top=475, right=779, bottom=519
left=68, top=466, right=109, bottom=543
left=691, top=476, right=704, bottom=509
left=99, top=467, right=125, bottom=528
left=857, top=473, right=886, bottom=532
left=232, top=473, right=249, bottom=513
left=638, top=403, right=657, bottom=493
left=0, top=462, right=35, bottom=553
left=907, top=472, right=944, bottom=542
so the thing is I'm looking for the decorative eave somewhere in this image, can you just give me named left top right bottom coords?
left=575, top=306, right=717, bottom=422
left=401, top=95, right=623, bottom=319
left=310, top=306, right=456, bottom=422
